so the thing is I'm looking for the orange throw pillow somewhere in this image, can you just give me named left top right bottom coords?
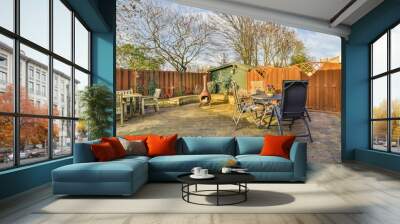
left=146, top=134, right=178, bottom=157
left=101, top=137, right=126, bottom=158
left=91, top=142, right=117, bottom=161
left=260, top=135, right=296, bottom=159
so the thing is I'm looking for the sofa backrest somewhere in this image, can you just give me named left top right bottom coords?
left=177, top=137, right=236, bottom=155
left=73, top=136, right=267, bottom=162
left=236, top=137, right=264, bottom=155
left=73, top=140, right=100, bottom=163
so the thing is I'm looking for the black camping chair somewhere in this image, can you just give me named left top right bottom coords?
left=267, top=80, right=313, bottom=142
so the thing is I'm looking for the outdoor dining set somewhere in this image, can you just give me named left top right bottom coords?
left=231, top=80, right=313, bottom=142
left=116, top=88, right=162, bottom=126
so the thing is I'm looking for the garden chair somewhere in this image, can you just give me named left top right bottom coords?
left=115, top=92, right=124, bottom=126
left=267, top=80, right=313, bottom=142
left=141, top=88, right=161, bottom=115
left=231, top=81, right=259, bottom=129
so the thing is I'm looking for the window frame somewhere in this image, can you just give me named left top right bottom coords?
left=0, top=0, right=92, bottom=171
left=370, top=22, right=400, bottom=154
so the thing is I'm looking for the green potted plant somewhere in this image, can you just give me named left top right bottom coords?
left=79, top=84, right=114, bottom=140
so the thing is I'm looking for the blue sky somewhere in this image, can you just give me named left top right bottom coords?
left=158, top=0, right=341, bottom=63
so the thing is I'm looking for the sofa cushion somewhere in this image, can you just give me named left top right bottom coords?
left=91, top=142, right=118, bottom=161
left=179, top=137, right=235, bottom=155
left=260, top=135, right=296, bottom=159
left=236, top=155, right=293, bottom=172
left=149, top=154, right=235, bottom=172
left=119, top=138, right=147, bottom=156
left=73, top=140, right=100, bottom=163
left=147, top=134, right=178, bottom=157
left=101, top=137, right=127, bottom=158
left=236, top=137, right=263, bottom=155
left=53, top=158, right=147, bottom=183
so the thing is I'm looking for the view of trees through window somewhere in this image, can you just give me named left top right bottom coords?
left=0, top=0, right=91, bottom=170
left=371, top=23, right=400, bottom=153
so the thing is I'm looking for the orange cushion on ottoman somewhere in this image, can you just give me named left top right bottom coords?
left=101, top=137, right=127, bottom=158
left=260, top=135, right=296, bottom=159
left=146, top=134, right=178, bottom=157
left=91, top=142, right=117, bottom=162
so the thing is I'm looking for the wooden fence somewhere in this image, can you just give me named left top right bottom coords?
left=247, top=63, right=341, bottom=112
left=116, top=69, right=209, bottom=98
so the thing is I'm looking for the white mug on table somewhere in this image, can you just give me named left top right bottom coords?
left=191, top=167, right=202, bottom=176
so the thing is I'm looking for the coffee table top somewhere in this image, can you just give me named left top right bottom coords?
left=177, top=173, right=255, bottom=185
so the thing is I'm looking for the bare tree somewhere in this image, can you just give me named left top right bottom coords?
left=258, top=23, right=308, bottom=67
left=216, top=14, right=309, bottom=67
left=215, top=14, right=259, bottom=66
left=125, top=1, right=215, bottom=72
left=117, top=0, right=141, bottom=45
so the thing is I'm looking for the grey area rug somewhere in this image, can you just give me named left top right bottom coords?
left=37, top=183, right=362, bottom=214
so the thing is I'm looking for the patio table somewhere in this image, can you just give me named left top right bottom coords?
left=122, top=93, right=142, bottom=116
left=251, top=94, right=282, bottom=127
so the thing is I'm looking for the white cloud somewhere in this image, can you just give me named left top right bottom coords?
left=295, top=29, right=341, bottom=61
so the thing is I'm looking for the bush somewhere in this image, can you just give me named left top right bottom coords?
left=148, top=80, right=157, bottom=96
left=207, top=81, right=218, bottom=94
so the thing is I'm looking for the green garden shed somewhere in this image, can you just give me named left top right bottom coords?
left=208, top=63, right=252, bottom=93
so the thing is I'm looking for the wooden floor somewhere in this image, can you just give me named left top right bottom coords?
left=1, top=162, right=400, bottom=224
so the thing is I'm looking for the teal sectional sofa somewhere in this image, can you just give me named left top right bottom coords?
left=52, top=137, right=307, bottom=196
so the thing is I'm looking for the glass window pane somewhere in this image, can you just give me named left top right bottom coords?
left=0, top=116, right=14, bottom=170
left=53, top=59, right=72, bottom=117
left=391, top=120, right=400, bottom=153
left=75, top=18, right=89, bottom=70
left=20, top=117, right=49, bottom=165
left=391, top=72, right=400, bottom=118
left=372, top=33, right=387, bottom=76
left=0, top=0, right=14, bottom=31
left=74, top=69, right=89, bottom=118
left=75, top=120, right=88, bottom=143
left=0, top=35, right=14, bottom=112
left=372, top=76, right=387, bottom=119
left=53, top=0, right=72, bottom=60
left=20, top=0, right=49, bottom=49
left=372, top=121, right=388, bottom=151
left=53, top=119, right=72, bottom=157
left=391, top=24, right=400, bottom=70
left=20, top=44, right=49, bottom=115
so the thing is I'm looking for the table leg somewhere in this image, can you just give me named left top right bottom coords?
left=195, top=184, right=198, bottom=192
left=259, top=104, right=270, bottom=127
left=245, top=183, right=248, bottom=201
left=216, top=184, right=219, bottom=206
left=129, top=98, right=133, bottom=117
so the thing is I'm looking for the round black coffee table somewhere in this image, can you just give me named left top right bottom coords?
left=177, top=173, right=255, bottom=206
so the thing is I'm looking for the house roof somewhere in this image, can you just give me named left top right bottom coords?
left=176, top=0, right=384, bottom=38
left=208, top=63, right=251, bottom=72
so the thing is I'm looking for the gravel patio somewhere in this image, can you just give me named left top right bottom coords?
left=117, top=99, right=341, bottom=164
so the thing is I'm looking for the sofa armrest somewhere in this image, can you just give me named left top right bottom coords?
left=289, top=142, right=307, bottom=182
left=73, top=141, right=99, bottom=163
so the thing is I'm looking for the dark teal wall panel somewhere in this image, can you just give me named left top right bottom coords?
left=355, top=149, right=400, bottom=172
left=91, top=0, right=116, bottom=135
left=343, top=0, right=400, bottom=172
left=342, top=44, right=369, bottom=160
left=92, top=32, right=116, bottom=135
left=66, top=0, right=110, bottom=32
left=0, top=158, right=72, bottom=199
